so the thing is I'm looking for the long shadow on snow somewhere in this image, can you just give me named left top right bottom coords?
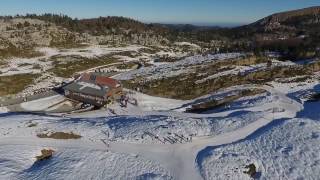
left=12, top=110, right=258, bottom=128
left=225, top=110, right=253, bottom=117
left=296, top=84, right=320, bottom=121
left=19, top=152, right=74, bottom=180
left=24, top=159, right=52, bottom=172
left=1, top=110, right=260, bottom=134
left=56, top=115, right=170, bottom=129
left=0, top=110, right=170, bottom=127
left=195, top=118, right=289, bottom=177
left=296, top=101, right=320, bottom=120
left=0, top=111, right=62, bottom=119
left=49, top=110, right=256, bottom=126
left=20, top=157, right=57, bottom=179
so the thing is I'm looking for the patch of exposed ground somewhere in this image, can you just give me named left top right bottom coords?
left=123, top=57, right=311, bottom=100
left=49, top=55, right=117, bottom=78
left=0, top=74, right=39, bottom=96
left=35, top=149, right=55, bottom=161
left=37, top=132, right=82, bottom=140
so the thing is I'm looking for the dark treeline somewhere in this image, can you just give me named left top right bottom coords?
left=25, top=13, right=170, bottom=35
left=0, top=13, right=319, bottom=60
left=0, top=13, right=169, bottom=36
left=0, top=14, right=234, bottom=40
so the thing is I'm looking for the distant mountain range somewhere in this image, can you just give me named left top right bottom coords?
left=0, top=6, right=319, bottom=60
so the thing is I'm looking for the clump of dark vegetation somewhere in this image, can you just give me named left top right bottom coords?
left=21, top=14, right=169, bottom=36
left=243, top=163, right=257, bottom=178
left=27, top=123, right=38, bottom=128
left=276, top=75, right=311, bottom=83
left=307, top=93, right=320, bottom=102
left=186, top=89, right=265, bottom=113
left=154, top=56, right=186, bottom=63
left=186, top=99, right=220, bottom=113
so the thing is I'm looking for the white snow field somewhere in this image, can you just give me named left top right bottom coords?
left=0, top=144, right=172, bottom=180
left=0, top=44, right=319, bottom=180
left=198, top=118, right=320, bottom=180
left=1, top=79, right=319, bottom=180
left=20, top=95, right=66, bottom=111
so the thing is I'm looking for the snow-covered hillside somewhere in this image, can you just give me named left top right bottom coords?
left=198, top=118, right=320, bottom=180
left=0, top=10, right=320, bottom=180
left=0, top=40, right=320, bottom=180
left=0, top=78, right=319, bottom=180
left=0, top=144, right=172, bottom=180
left=114, top=53, right=244, bottom=81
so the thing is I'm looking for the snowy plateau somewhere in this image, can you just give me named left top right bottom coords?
left=0, top=43, right=319, bottom=180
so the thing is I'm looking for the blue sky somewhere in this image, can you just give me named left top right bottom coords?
left=0, top=0, right=319, bottom=26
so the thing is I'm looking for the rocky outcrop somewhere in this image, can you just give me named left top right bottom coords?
left=0, top=18, right=170, bottom=50
left=250, top=6, right=320, bottom=31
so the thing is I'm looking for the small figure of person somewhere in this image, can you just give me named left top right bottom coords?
left=124, top=96, right=129, bottom=107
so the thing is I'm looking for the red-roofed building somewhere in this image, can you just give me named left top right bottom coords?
left=63, top=73, right=122, bottom=107
left=79, top=73, right=121, bottom=89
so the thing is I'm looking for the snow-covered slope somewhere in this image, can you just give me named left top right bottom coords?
left=198, top=118, right=320, bottom=180
left=20, top=95, right=66, bottom=111
left=0, top=75, right=319, bottom=180
left=114, top=53, right=244, bottom=81
left=0, top=144, right=172, bottom=180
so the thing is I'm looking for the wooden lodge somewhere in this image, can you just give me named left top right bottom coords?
left=63, top=73, right=122, bottom=107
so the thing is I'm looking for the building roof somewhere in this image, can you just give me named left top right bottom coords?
left=64, top=73, right=121, bottom=98
left=80, top=73, right=120, bottom=88
left=63, top=81, right=109, bottom=97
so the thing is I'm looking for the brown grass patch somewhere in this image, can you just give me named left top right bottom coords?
left=0, top=48, right=44, bottom=59
left=37, top=132, right=82, bottom=140
left=115, top=62, right=138, bottom=70
left=123, top=64, right=309, bottom=100
left=0, top=74, right=38, bottom=96
left=35, top=149, right=55, bottom=161
left=49, top=55, right=117, bottom=78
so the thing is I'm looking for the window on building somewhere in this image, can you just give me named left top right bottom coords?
left=90, top=75, right=97, bottom=81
